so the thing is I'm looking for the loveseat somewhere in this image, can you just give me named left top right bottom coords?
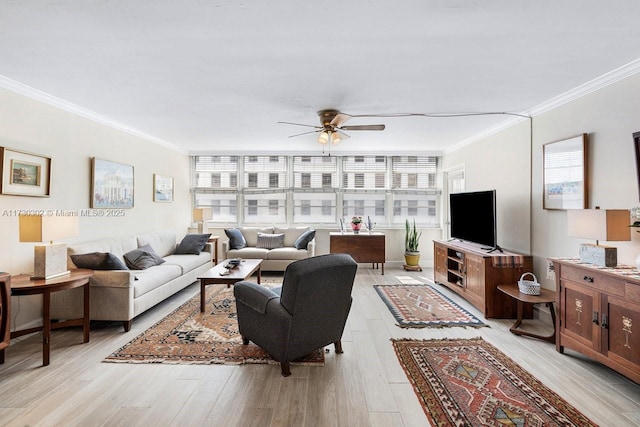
left=221, top=227, right=315, bottom=271
left=50, top=229, right=213, bottom=331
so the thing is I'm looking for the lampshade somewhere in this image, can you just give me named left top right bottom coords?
left=193, top=208, right=212, bottom=222
left=567, top=209, right=630, bottom=242
left=19, top=215, right=79, bottom=243
left=567, top=208, right=630, bottom=267
left=318, top=131, right=329, bottom=144
left=19, top=215, right=79, bottom=279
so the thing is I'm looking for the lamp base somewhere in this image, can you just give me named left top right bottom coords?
left=32, top=243, right=70, bottom=280
left=579, top=243, right=617, bottom=267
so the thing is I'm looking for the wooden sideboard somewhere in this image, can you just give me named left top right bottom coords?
left=551, top=258, right=640, bottom=384
left=434, top=240, right=533, bottom=318
left=329, top=232, right=385, bottom=274
left=0, top=272, right=9, bottom=364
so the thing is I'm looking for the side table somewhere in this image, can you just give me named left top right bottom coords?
left=497, top=284, right=556, bottom=343
left=208, top=236, right=220, bottom=265
left=9, top=269, right=93, bottom=366
left=0, top=272, right=10, bottom=364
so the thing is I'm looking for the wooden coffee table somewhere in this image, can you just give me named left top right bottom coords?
left=198, top=259, right=262, bottom=312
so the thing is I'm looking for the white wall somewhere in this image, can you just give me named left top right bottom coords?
left=0, top=88, right=191, bottom=330
left=443, top=72, right=640, bottom=291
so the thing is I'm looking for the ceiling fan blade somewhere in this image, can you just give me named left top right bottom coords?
left=330, top=113, right=352, bottom=127
left=288, top=129, right=321, bottom=138
left=340, top=124, right=386, bottom=131
left=278, top=121, right=321, bottom=129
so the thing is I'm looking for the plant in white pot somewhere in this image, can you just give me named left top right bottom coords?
left=404, top=219, right=422, bottom=266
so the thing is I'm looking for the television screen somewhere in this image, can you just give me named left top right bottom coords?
left=449, top=190, right=497, bottom=248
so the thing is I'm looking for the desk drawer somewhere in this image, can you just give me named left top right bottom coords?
left=560, top=265, right=625, bottom=296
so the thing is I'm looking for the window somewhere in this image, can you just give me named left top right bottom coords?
left=301, top=173, right=311, bottom=188
left=322, top=173, right=332, bottom=188
left=375, top=173, right=385, bottom=188
left=211, top=173, right=221, bottom=188
left=322, top=200, right=332, bottom=216
left=248, top=173, right=258, bottom=188
left=354, top=173, right=364, bottom=188
left=269, top=199, right=279, bottom=215
left=301, top=200, right=311, bottom=215
left=293, top=193, right=336, bottom=223
left=408, top=173, right=417, bottom=188
left=342, top=156, right=387, bottom=190
left=269, top=173, right=279, bottom=188
left=244, top=156, right=288, bottom=189
left=248, top=156, right=258, bottom=162
left=269, top=156, right=279, bottom=162
left=248, top=199, right=258, bottom=216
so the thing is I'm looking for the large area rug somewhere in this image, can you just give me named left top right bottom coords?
left=374, top=283, right=487, bottom=328
left=393, top=338, right=598, bottom=427
left=104, top=282, right=324, bottom=366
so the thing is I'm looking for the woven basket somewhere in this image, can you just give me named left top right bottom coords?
left=518, top=272, right=541, bottom=295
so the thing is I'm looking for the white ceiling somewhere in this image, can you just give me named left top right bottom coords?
left=1, top=1, right=640, bottom=155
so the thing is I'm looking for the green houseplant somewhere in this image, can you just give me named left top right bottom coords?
left=404, top=219, right=422, bottom=266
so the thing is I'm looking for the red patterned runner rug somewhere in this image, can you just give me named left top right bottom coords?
left=392, top=338, right=598, bottom=427
left=105, top=284, right=324, bottom=366
left=375, top=284, right=487, bottom=328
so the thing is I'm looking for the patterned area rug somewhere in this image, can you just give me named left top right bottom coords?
left=374, top=283, right=487, bottom=328
left=104, top=283, right=324, bottom=366
left=393, top=338, right=598, bottom=427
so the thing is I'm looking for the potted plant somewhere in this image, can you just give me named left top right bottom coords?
left=351, top=216, right=363, bottom=234
left=404, top=219, right=422, bottom=266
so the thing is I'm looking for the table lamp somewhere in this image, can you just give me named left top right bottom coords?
left=193, top=208, right=212, bottom=234
left=567, top=208, right=630, bottom=267
left=19, top=215, right=79, bottom=279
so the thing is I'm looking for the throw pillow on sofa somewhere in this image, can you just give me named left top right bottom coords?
left=71, top=252, right=129, bottom=270
left=294, top=230, right=316, bottom=249
left=175, top=233, right=211, bottom=255
left=225, top=228, right=247, bottom=249
left=256, top=232, right=285, bottom=249
left=124, top=244, right=166, bottom=270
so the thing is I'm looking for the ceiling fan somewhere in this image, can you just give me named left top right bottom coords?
left=279, top=109, right=386, bottom=144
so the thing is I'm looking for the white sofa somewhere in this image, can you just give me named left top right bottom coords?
left=50, top=229, right=213, bottom=331
left=221, top=227, right=315, bottom=271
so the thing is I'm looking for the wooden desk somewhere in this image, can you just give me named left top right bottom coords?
left=198, top=259, right=262, bottom=312
left=0, top=273, right=10, bottom=364
left=10, top=269, right=93, bottom=366
left=498, top=284, right=556, bottom=343
left=329, top=232, right=385, bottom=275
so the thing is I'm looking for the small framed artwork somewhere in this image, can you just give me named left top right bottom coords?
left=0, top=147, right=51, bottom=197
left=543, top=134, right=588, bottom=210
left=91, top=158, right=134, bottom=208
left=153, top=174, right=174, bottom=202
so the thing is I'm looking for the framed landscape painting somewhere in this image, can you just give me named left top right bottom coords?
left=91, top=158, right=134, bottom=208
left=153, top=174, right=174, bottom=202
left=0, top=147, right=51, bottom=197
left=543, top=134, right=588, bottom=210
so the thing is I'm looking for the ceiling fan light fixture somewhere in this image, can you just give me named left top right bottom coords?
left=318, top=131, right=329, bottom=144
left=330, top=132, right=341, bottom=144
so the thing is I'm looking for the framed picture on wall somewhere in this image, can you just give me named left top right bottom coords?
left=543, top=134, right=588, bottom=210
left=0, top=147, right=51, bottom=197
left=91, top=158, right=134, bottom=208
left=153, top=174, right=174, bottom=202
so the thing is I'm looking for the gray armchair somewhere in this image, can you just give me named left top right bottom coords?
left=233, top=253, right=357, bottom=376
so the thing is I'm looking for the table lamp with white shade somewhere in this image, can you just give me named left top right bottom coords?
left=567, top=208, right=630, bottom=267
left=193, top=207, right=212, bottom=234
left=19, top=215, right=79, bottom=279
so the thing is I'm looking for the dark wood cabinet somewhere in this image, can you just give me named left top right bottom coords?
left=0, top=272, right=10, bottom=364
left=433, top=240, right=533, bottom=318
left=553, top=259, right=640, bottom=384
left=329, top=232, right=385, bottom=274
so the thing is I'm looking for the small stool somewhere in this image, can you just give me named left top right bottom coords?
left=497, top=284, right=556, bottom=343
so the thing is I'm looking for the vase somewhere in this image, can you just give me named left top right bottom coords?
left=351, top=223, right=361, bottom=234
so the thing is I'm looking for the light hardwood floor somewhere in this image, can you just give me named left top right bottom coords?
left=1, top=266, right=639, bottom=426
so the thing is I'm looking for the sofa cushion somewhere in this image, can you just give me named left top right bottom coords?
left=256, top=232, right=285, bottom=250
left=267, top=247, right=311, bottom=261
left=67, top=236, right=137, bottom=269
left=136, top=229, right=177, bottom=258
left=175, top=233, right=211, bottom=255
left=133, top=264, right=182, bottom=298
left=294, top=230, right=316, bottom=249
left=275, top=227, right=309, bottom=247
left=240, top=227, right=274, bottom=247
left=225, top=228, right=247, bottom=249
left=124, top=244, right=166, bottom=270
left=164, top=252, right=211, bottom=274
left=71, top=252, right=129, bottom=271
left=226, top=247, right=269, bottom=260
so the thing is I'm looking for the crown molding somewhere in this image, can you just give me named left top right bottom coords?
left=0, top=75, right=186, bottom=154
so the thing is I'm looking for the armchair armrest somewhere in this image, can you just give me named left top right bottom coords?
left=90, top=270, right=135, bottom=288
left=234, top=281, right=279, bottom=314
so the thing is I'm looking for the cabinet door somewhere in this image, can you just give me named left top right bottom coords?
left=465, top=254, right=485, bottom=299
left=434, top=244, right=447, bottom=277
left=560, top=280, right=600, bottom=351
left=602, top=294, right=640, bottom=369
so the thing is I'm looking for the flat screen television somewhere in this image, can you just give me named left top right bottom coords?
left=449, top=190, right=498, bottom=250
